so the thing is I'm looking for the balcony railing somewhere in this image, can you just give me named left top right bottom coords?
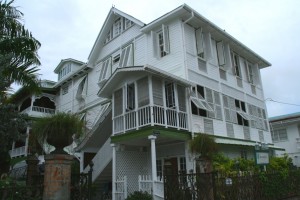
left=113, top=105, right=188, bottom=135
left=9, top=146, right=26, bottom=158
left=21, top=106, right=55, bottom=115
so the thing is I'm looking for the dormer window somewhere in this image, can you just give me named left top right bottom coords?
left=58, top=63, right=71, bottom=81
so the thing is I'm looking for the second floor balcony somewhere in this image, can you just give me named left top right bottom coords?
left=21, top=105, right=55, bottom=116
left=114, top=105, right=188, bottom=135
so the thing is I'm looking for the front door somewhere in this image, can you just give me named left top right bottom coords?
left=164, top=157, right=179, bottom=199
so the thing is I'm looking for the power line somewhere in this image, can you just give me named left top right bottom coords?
left=265, top=98, right=300, bottom=107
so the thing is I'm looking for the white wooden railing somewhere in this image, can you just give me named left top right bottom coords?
left=154, top=180, right=164, bottom=199
left=32, top=106, right=55, bottom=114
left=21, top=106, right=55, bottom=115
left=113, top=105, right=187, bottom=135
left=9, top=146, right=26, bottom=158
left=84, top=138, right=112, bottom=181
left=138, top=175, right=164, bottom=199
left=138, top=175, right=152, bottom=194
left=115, top=176, right=127, bottom=200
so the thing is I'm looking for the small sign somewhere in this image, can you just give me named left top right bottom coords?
left=256, top=152, right=269, bottom=165
left=225, top=178, right=232, bottom=186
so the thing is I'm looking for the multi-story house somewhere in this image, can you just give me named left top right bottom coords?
left=10, top=4, right=282, bottom=199
left=269, top=112, right=300, bottom=167
left=9, top=80, right=56, bottom=158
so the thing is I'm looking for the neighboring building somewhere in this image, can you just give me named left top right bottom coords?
left=9, top=80, right=56, bottom=157
left=269, top=112, right=300, bottom=167
left=10, top=4, right=281, bottom=199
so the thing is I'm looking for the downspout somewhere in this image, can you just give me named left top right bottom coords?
left=181, top=11, right=195, bottom=136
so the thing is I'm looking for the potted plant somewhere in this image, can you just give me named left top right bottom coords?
left=31, top=112, right=84, bottom=154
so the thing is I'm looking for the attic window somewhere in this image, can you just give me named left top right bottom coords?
left=114, top=18, right=122, bottom=37
left=123, top=18, right=133, bottom=30
left=105, top=17, right=134, bottom=44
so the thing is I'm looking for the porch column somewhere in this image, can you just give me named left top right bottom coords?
left=148, top=135, right=157, bottom=197
left=111, top=143, right=116, bottom=200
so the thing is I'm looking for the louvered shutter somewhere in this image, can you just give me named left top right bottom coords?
left=216, top=41, right=226, bottom=66
left=162, top=24, right=170, bottom=54
left=196, top=28, right=204, bottom=57
left=114, top=89, right=123, bottom=116
left=152, top=76, right=163, bottom=106
left=137, top=77, right=149, bottom=107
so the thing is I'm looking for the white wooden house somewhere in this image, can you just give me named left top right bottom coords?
left=10, top=4, right=283, bottom=200
left=269, top=112, right=300, bottom=167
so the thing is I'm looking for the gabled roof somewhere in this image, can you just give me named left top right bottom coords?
left=54, top=58, right=85, bottom=73
left=141, top=4, right=271, bottom=68
left=97, top=65, right=195, bottom=98
left=87, top=7, right=145, bottom=66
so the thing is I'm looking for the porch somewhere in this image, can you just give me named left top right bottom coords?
left=110, top=129, right=192, bottom=200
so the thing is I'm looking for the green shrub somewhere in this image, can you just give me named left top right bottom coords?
left=125, top=191, right=152, bottom=200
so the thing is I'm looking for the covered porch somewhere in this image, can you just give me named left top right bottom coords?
left=110, top=126, right=191, bottom=200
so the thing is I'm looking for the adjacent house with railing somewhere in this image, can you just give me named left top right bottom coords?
left=269, top=112, right=300, bottom=167
left=10, top=4, right=284, bottom=200
left=9, top=80, right=56, bottom=158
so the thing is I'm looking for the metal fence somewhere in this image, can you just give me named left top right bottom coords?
left=163, top=170, right=300, bottom=200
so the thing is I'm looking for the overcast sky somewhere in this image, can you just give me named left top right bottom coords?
left=14, top=0, right=300, bottom=118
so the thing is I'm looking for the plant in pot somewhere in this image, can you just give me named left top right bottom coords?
left=31, top=112, right=84, bottom=154
left=189, top=133, right=218, bottom=173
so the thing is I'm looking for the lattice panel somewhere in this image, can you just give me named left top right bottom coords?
left=116, top=149, right=151, bottom=194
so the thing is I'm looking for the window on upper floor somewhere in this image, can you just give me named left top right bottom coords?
left=191, top=85, right=222, bottom=120
left=58, top=63, right=72, bottom=80
left=98, top=57, right=112, bottom=87
left=216, top=41, right=226, bottom=67
left=231, top=52, right=242, bottom=78
left=126, top=83, right=135, bottom=111
left=104, top=17, right=134, bottom=44
left=244, top=60, right=257, bottom=85
left=119, top=44, right=133, bottom=68
left=152, top=24, right=170, bottom=58
left=62, top=84, right=68, bottom=95
left=223, top=95, right=251, bottom=127
left=195, top=28, right=205, bottom=60
left=113, top=18, right=122, bottom=37
left=247, top=104, right=268, bottom=131
left=271, top=129, right=288, bottom=142
left=165, top=82, right=175, bottom=108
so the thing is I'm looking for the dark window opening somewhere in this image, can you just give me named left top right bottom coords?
left=126, top=83, right=135, bottom=111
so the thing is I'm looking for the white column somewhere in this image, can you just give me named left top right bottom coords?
left=148, top=135, right=157, bottom=197
left=111, top=143, right=116, bottom=200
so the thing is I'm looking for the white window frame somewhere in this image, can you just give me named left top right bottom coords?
left=272, top=129, right=288, bottom=142
left=165, top=82, right=175, bottom=108
left=245, top=60, right=255, bottom=84
left=113, top=18, right=122, bottom=37
left=126, top=83, right=135, bottom=111
left=155, top=24, right=170, bottom=58
left=231, top=52, right=242, bottom=78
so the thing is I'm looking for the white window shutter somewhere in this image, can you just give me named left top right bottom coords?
left=195, top=28, right=204, bottom=56
left=162, top=24, right=170, bottom=54
left=151, top=31, right=158, bottom=58
left=216, top=41, right=226, bottom=66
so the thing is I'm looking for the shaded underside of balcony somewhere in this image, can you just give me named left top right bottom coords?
left=111, top=126, right=191, bottom=146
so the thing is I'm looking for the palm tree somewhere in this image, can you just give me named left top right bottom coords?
left=31, top=112, right=85, bottom=154
left=0, top=0, right=41, bottom=93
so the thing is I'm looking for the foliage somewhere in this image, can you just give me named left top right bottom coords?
left=0, top=176, right=41, bottom=200
left=267, top=154, right=294, bottom=173
left=0, top=0, right=41, bottom=93
left=0, top=104, right=27, bottom=151
left=189, top=133, right=218, bottom=159
left=31, top=112, right=84, bottom=153
left=125, top=191, right=152, bottom=200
